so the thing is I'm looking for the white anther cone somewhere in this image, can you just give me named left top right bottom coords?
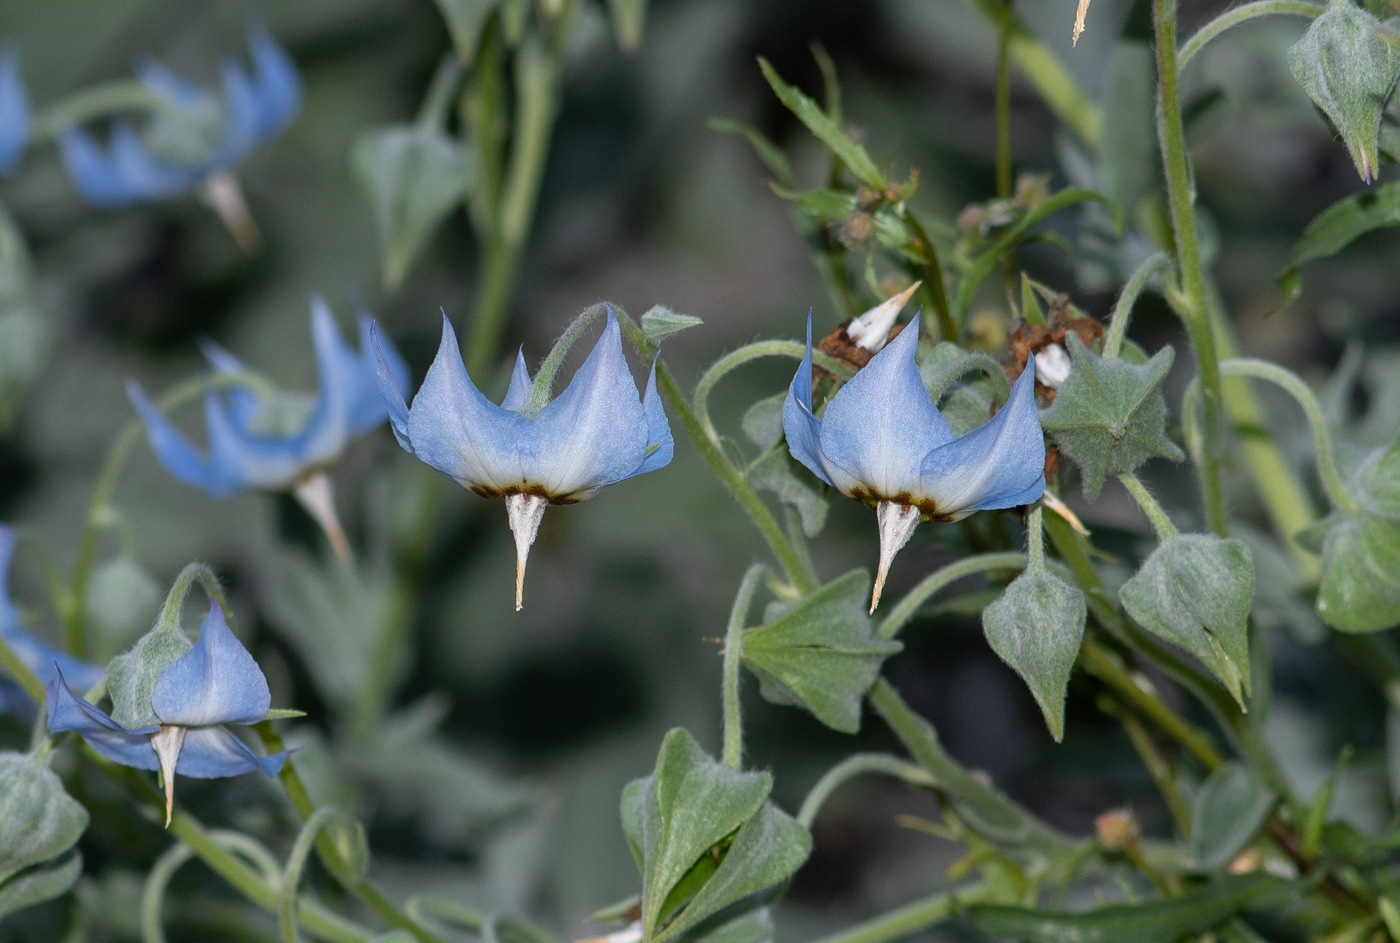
left=293, top=472, right=351, bottom=562
left=846, top=281, right=922, bottom=353
left=151, top=725, right=187, bottom=827
left=506, top=493, right=548, bottom=611
left=872, top=501, right=921, bottom=613
left=200, top=172, right=261, bottom=252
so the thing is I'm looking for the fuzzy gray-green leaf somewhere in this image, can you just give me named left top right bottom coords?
left=741, top=570, right=900, bottom=733
left=0, top=753, right=88, bottom=885
left=0, top=852, right=82, bottom=921
left=106, top=619, right=192, bottom=729
left=1040, top=334, right=1184, bottom=500
left=1315, top=435, right=1400, bottom=631
left=1120, top=535, right=1255, bottom=707
left=982, top=569, right=1086, bottom=741
left=1289, top=0, right=1400, bottom=182
left=640, top=305, right=704, bottom=343
left=1189, top=762, right=1275, bottom=871
left=745, top=447, right=829, bottom=539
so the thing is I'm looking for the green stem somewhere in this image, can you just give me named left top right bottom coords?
left=416, top=55, right=466, bottom=131
left=900, top=211, right=957, bottom=341
left=1102, top=252, right=1170, bottom=360
left=691, top=340, right=852, bottom=447
left=867, top=678, right=1073, bottom=853
left=722, top=565, right=766, bottom=769
left=796, top=753, right=934, bottom=829
left=805, top=885, right=995, bottom=943
left=1218, top=359, right=1359, bottom=516
left=142, top=833, right=283, bottom=943
left=1118, top=472, right=1180, bottom=541
left=1101, top=698, right=1193, bottom=835
left=1154, top=0, right=1228, bottom=538
left=29, top=80, right=162, bottom=141
left=1177, top=0, right=1324, bottom=70
left=1026, top=506, right=1045, bottom=573
left=280, top=808, right=350, bottom=943
left=877, top=552, right=1026, bottom=641
left=0, top=629, right=45, bottom=704
left=995, top=0, right=1013, bottom=201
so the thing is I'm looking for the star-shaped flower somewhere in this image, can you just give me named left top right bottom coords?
left=784, top=313, right=1045, bottom=609
left=47, top=601, right=289, bottom=825
left=375, top=310, right=673, bottom=608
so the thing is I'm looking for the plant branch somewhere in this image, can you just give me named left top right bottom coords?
left=1177, top=0, right=1324, bottom=70
left=722, top=565, right=767, bottom=769
left=797, top=753, right=934, bottom=829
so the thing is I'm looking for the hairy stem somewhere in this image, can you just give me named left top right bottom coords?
left=797, top=753, right=934, bottom=829
left=1102, top=252, right=1171, bottom=360
left=1118, top=472, right=1181, bottom=542
left=722, top=565, right=766, bottom=769
left=691, top=340, right=852, bottom=448
left=1177, top=0, right=1324, bottom=70
left=878, top=552, right=1026, bottom=641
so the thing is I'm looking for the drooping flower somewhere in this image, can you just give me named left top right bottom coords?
left=375, top=310, right=673, bottom=609
left=0, top=50, right=30, bottom=175
left=47, top=601, right=290, bottom=825
left=785, top=313, right=1045, bottom=610
left=127, top=296, right=409, bottom=559
left=0, top=526, right=104, bottom=717
left=57, top=28, right=300, bottom=247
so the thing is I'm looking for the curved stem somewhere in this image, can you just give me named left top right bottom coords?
left=281, top=808, right=350, bottom=943
left=1102, top=252, right=1170, bottom=360
left=900, top=211, right=956, bottom=341
left=691, top=340, right=852, bottom=449
left=923, top=352, right=1010, bottom=405
left=797, top=753, right=934, bottom=829
left=1118, top=472, right=1180, bottom=541
left=723, top=565, right=767, bottom=769
left=1155, top=0, right=1228, bottom=538
left=804, top=885, right=995, bottom=943
left=29, top=80, right=162, bottom=142
left=142, top=833, right=283, bottom=943
left=1219, top=359, right=1360, bottom=516
left=1177, top=0, right=1324, bottom=70
left=522, top=303, right=611, bottom=416
left=877, top=552, right=1026, bottom=641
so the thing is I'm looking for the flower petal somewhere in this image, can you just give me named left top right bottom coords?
left=46, top=669, right=160, bottom=770
left=174, top=725, right=289, bottom=778
left=782, top=314, right=832, bottom=486
left=110, top=121, right=197, bottom=198
left=246, top=29, right=301, bottom=137
left=198, top=340, right=261, bottom=426
left=151, top=603, right=270, bottom=727
left=632, top=358, right=673, bottom=476
left=0, top=51, right=31, bottom=175
left=372, top=322, right=411, bottom=450
left=350, top=315, right=406, bottom=433
left=58, top=126, right=139, bottom=207
left=208, top=61, right=260, bottom=168
left=818, top=313, right=954, bottom=499
left=525, top=311, right=649, bottom=499
left=402, top=314, right=529, bottom=493
left=0, top=527, right=105, bottom=695
left=918, top=357, right=1045, bottom=517
left=500, top=348, right=533, bottom=413
left=127, top=379, right=223, bottom=494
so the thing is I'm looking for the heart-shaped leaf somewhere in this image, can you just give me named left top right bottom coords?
left=1313, top=435, right=1400, bottom=631
left=982, top=568, right=1086, bottom=741
left=0, top=753, right=88, bottom=885
left=0, top=851, right=82, bottom=921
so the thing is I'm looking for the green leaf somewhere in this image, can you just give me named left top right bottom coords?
left=621, top=730, right=808, bottom=943
left=353, top=125, right=474, bottom=289
left=1189, top=762, right=1275, bottom=871
left=431, top=0, right=499, bottom=62
left=640, top=305, right=704, bottom=344
left=85, top=557, right=160, bottom=657
left=968, top=873, right=1293, bottom=943
left=706, top=118, right=794, bottom=186
left=741, top=570, right=901, bottom=733
left=606, top=0, right=649, bottom=52
left=768, top=185, right=859, bottom=222
left=1277, top=179, right=1400, bottom=307
left=1119, top=535, right=1256, bottom=707
left=263, top=708, right=307, bottom=720
left=0, top=754, right=88, bottom=885
left=1289, top=0, right=1400, bottom=182
left=756, top=58, right=886, bottom=190
left=1040, top=335, right=1185, bottom=500
left=981, top=568, right=1086, bottom=741
left=106, top=617, right=193, bottom=729
left=740, top=394, right=785, bottom=451
left=1098, top=42, right=1157, bottom=221
left=1315, top=435, right=1400, bottom=631
left=0, top=852, right=82, bottom=921
left=745, top=447, right=829, bottom=539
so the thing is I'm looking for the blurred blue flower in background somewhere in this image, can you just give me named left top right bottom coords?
left=47, top=601, right=290, bottom=824
left=375, top=310, right=673, bottom=609
left=784, top=313, right=1045, bottom=610
left=0, top=50, right=30, bottom=175
left=128, top=296, right=409, bottom=559
left=57, top=28, right=300, bottom=247
left=0, top=526, right=104, bottom=719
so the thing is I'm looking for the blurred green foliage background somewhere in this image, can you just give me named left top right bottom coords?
left=2, top=0, right=1398, bottom=939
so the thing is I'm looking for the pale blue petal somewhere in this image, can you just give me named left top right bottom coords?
left=59, top=127, right=140, bottom=207
left=110, top=121, right=197, bottom=197
left=782, top=313, right=831, bottom=486
left=175, top=725, right=288, bottom=778
left=135, top=60, right=205, bottom=108
left=918, top=357, right=1045, bottom=518
left=372, top=323, right=411, bottom=450
left=246, top=29, right=301, bottom=136
left=208, top=61, right=259, bottom=168
left=632, top=359, right=673, bottom=476
left=0, top=527, right=105, bottom=695
left=152, top=603, right=270, bottom=727
left=348, top=316, right=404, bottom=433
left=198, top=340, right=260, bottom=426
left=127, top=380, right=222, bottom=494
left=818, top=313, right=953, bottom=499
left=0, top=52, right=31, bottom=175
left=46, top=670, right=160, bottom=771
left=0, top=526, right=18, bottom=632
left=402, top=315, right=528, bottom=493
left=500, top=349, right=532, bottom=413
left=525, top=311, right=649, bottom=500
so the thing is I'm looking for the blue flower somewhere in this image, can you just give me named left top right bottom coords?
left=0, top=526, right=104, bottom=718
left=127, top=297, right=409, bottom=558
left=47, top=601, right=290, bottom=825
left=0, top=50, right=30, bottom=175
left=375, top=310, right=673, bottom=609
left=784, top=313, right=1045, bottom=610
left=57, top=28, right=299, bottom=221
